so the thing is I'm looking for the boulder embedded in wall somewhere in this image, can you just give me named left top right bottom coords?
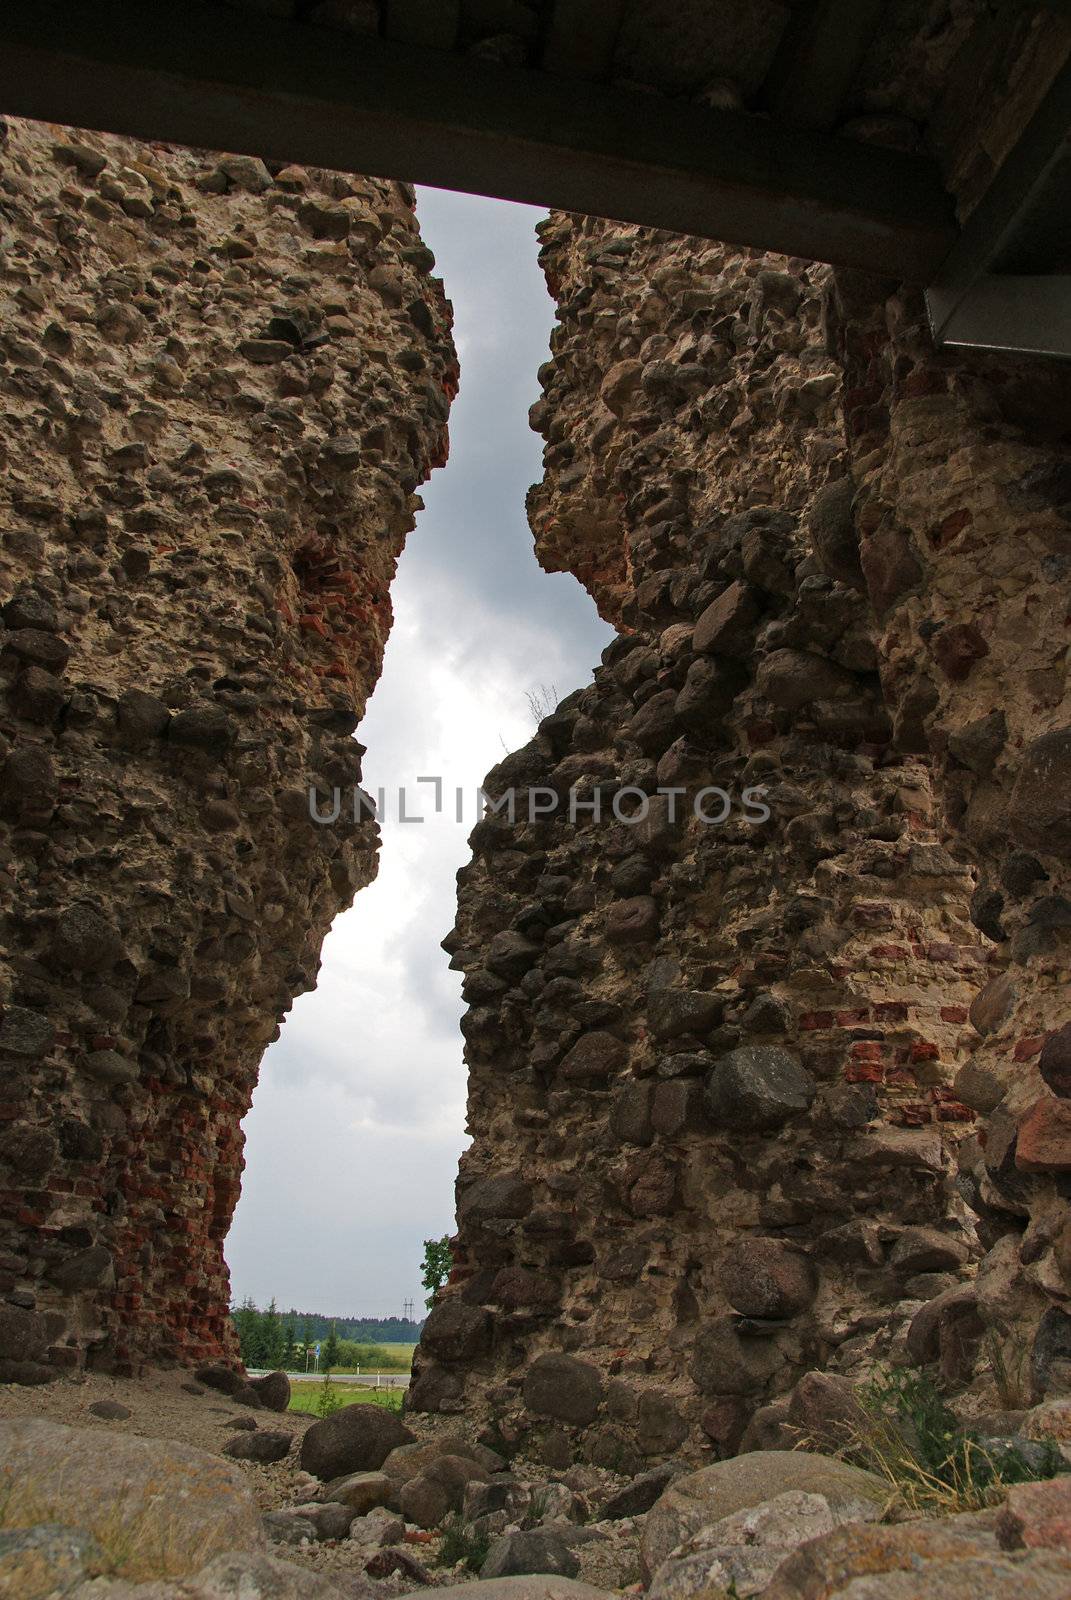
left=558, top=1031, right=627, bottom=1081
left=807, top=478, right=863, bottom=588
left=692, top=581, right=761, bottom=658
left=1008, top=728, right=1071, bottom=851
left=1040, top=1027, right=1071, bottom=1099
left=704, top=1047, right=816, bottom=1131
left=1016, top=1100, right=1071, bottom=1173
left=721, top=1238, right=817, bottom=1318
left=690, top=1317, right=784, bottom=1397
left=755, top=649, right=856, bottom=710
left=523, top=1353, right=604, bottom=1425
left=458, top=1174, right=533, bottom=1224
left=419, top=1300, right=493, bottom=1364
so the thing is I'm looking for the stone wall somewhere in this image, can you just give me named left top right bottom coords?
left=0, top=115, right=455, bottom=1376
left=414, top=213, right=1070, bottom=1460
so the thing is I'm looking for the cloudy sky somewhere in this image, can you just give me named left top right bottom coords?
left=224, top=188, right=613, bottom=1319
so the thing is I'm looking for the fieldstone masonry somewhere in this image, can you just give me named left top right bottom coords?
left=0, top=115, right=456, bottom=1374
left=415, top=216, right=1070, bottom=1460
left=0, top=88, right=1067, bottom=1451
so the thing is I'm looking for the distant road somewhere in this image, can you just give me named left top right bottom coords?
left=249, top=1369, right=410, bottom=1388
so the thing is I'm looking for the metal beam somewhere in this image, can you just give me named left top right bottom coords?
left=927, top=56, right=1071, bottom=353
left=930, top=274, right=1071, bottom=357
left=762, top=0, right=888, bottom=131
left=0, top=0, right=956, bottom=279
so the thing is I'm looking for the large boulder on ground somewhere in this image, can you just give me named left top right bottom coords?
left=481, top=1531, right=581, bottom=1581
left=0, top=1418, right=264, bottom=1581
left=77, top=1549, right=353, bottom=1598
left=601, top=1463, right=683, bottom=1520
left=761, top=1518, right=1071, bottom=1600
left=396, top=1582, right=617, bottom=1600
left=300, top=1403, right=413, bottom=1481
left=321, top=1470, right=393, bottom=1513
left=194, top=1363, right=245, bottom=1395
left=248, top=1370, right=291, bottom=1411
left=648, top=1488, right=882, bottom=1600
left=222, top=1430, right=293, bottom=1464
left=400, top=1455, right=490, bottom=1528
left=640, top=1451, right=886, bottom=1580
left=0, top=1525, right=106, bottom=1600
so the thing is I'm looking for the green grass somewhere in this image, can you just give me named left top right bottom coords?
left=288, top=1382, right=405, bottom=1416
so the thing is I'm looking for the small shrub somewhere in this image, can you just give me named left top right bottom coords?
left=437, top=1513, right=490, bottom=1574
left=984, top=1325, right=1032, bottom=1411
left=526, top=1486, right=551, bottom=1524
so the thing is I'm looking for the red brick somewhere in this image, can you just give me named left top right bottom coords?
left=851, top=1041, right=884, bottom=1061
left=911, top=1041, right=940, bottom=1062
left=1014, top=1035, right=1047, bottom=1062
left=940, top=1006, right=968, bottom=1023
left=845, top=1062, right=884, bottom=1084
left=875, top=1002, right=909, bottom=1022
left=799, top=1011, right=835, bottom=1031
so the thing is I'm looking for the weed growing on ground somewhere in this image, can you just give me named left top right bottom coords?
left=845, top=1367, right=1065, bottom=1514
left=437, top=1514, right=490, bottom=1574
left=314, top=1373, right=344, bottom=1419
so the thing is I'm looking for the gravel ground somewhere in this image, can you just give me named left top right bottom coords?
left=0, top=1371, right=639, bottom=1594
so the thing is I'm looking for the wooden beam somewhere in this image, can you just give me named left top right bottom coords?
left=0, top=0, right=957, bottom=279
left=761, top=0, right=888, bottom=131
left=543, top=0, right=627, bottom=80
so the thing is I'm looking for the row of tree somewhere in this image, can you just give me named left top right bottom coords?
left=231, top=1239, right=454, bottom=1369
left=230, top=1299, right=424, bottom=1369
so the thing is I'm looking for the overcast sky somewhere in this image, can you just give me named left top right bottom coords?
left=224, top=188, right=613, bottom=1319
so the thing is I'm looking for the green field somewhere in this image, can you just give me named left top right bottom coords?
left=302, top=1342, right=416, bottom=1375
left=288, top=1381, right=404, bottom=1416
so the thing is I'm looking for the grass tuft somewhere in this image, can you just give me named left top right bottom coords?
left=831, top=1367, right=1065, bottom=1515
left=436, top=1513, right=490, bottom=1574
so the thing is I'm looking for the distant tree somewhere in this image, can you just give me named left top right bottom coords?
left=281, top=1322, right=297, bottom=1370
left=260, top=1298, right=285, bottom=1369
left=321, top=1321, right=340, bottom=1373
left=232, top=1297, right=262, bottom=1366
left=421, top=1236, right=453, bottom=1309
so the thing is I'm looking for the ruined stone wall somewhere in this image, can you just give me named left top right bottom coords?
left=415, top=221, right=999, bottom=1463
left=0, top=115, right=455, bottom=1376
left=829, top=271, right=1071, bottom=1394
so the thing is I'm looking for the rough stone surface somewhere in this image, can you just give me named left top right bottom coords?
left=0, top=1417, right=264, bottom=1579
left=415, top=215, right=1028, bottom=1450
left=0, top=115, right=455, bottom=1370
left=640, top=1452, right=887, bottom=1580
